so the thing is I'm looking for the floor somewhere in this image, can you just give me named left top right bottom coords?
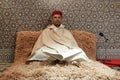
left=111, top=66, right=120, bottom=71
left=0, top=63, right=12, bottom=73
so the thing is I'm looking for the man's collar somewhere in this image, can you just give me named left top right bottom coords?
left=47, top=24, right=65, bottom=29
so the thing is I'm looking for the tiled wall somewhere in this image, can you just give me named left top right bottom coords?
left=0, top=0, right=120, bottom=62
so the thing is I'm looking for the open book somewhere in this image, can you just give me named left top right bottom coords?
left=43, top=48, right=81, bottom=61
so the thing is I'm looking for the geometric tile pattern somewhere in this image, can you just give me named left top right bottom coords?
left=0, top=0, right=120, bottom=62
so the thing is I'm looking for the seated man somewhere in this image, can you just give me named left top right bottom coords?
left=26, top=10, right=91, bottom=65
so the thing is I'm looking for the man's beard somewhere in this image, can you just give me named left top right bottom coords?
left=54, top=24, right=61, bottom=27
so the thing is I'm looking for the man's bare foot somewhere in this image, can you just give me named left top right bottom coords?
left=50, top=59, right=60, bottom=65
left=25, top=61, right=32, bottom=65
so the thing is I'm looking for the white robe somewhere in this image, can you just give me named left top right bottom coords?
left=28, top=24, right=91, bottom=63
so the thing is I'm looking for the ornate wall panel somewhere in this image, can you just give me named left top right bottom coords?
left=0, top=0, right=120, bottom=62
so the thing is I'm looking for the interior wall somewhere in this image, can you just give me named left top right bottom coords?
left=0, top=0, right=120, bottom=62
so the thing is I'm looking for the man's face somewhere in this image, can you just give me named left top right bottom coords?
left=52, top=14, right=62, bottom=27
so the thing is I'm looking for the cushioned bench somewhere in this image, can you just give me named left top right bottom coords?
left=14, top=30, right=96, bottom=64
left=1, top=30, right=119, bottom=80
